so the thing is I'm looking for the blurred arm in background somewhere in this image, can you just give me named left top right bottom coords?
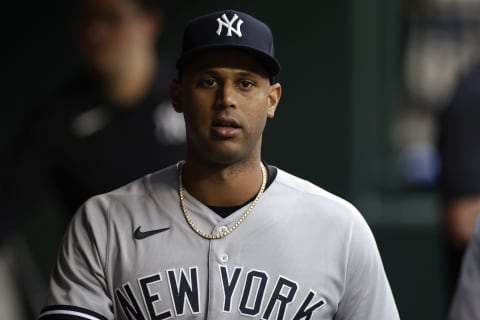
left=439, top=64, right=480, bottom=248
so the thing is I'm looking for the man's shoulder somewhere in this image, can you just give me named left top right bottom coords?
left=81, top=164, right=178, bottom=212
left=273, top=167, right=361, bottom=220
left=275, top=168, right=355, bottom=204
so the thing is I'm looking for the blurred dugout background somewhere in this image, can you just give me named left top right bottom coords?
left=2, top=0, right=480, bottom=319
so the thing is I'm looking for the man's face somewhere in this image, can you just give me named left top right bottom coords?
left=77, top=0, right=159, bottom=75
left=171, top=49, right=281, bottom=165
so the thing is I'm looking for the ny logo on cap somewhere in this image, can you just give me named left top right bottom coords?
left=216, top=13, right=244, bottom=37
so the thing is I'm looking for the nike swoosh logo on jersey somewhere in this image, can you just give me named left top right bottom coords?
left=134, top=226, right=170, bottom=240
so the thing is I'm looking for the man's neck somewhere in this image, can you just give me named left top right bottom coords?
left=181, top=157, right=265, bottom=207
left=101, top=52, right=157, bottom=107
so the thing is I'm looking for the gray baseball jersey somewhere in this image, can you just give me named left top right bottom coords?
left=39, top=163, right=399, bottom=319
left=449, top=217, right=480, bottom=320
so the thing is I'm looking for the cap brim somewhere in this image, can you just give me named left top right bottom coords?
left=176, top=44, right=281, bottom=78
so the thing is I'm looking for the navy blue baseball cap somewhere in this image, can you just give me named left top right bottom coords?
left=176, top=10, right=281, bottom=79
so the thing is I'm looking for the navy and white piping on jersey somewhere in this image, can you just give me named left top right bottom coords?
left=38, top=305, right=107, bottom=320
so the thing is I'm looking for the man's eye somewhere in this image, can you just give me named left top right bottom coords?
left=199, top=78, right=216, bottom=87
left=239, top=80, right=254, bottom=89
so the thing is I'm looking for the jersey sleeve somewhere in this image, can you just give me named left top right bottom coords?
left=448, top=218, right=480, bottom=320
left=38, top=196, right=113, bottom=320
left=335, top=210, right=400, bottom=319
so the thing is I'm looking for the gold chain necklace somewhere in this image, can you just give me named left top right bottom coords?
left=177, top=160, right=267, bottom=240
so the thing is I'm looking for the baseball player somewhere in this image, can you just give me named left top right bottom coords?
left=38, top=10, right=399, bottom=319
left=449, top=217, right=480, bottom=319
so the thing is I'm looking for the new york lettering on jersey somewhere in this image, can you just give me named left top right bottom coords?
left=114, top=265, right=326, bottom=319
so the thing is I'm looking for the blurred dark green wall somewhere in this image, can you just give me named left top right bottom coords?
left=2, top=1, right=447, bottom=319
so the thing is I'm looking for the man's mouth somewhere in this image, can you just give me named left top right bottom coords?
left=210, top=117, right=242, bottom=138
left=211, top=117, right=241, bottom=128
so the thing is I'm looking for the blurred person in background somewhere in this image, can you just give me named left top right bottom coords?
left=6, top=0, right=185, bottom=216
left=399, top=1, right=480, bottom=309
left=448, top=217, right=480, bottom=320
left=438, top=63, right=480, bottom=298
left=1, top=0, right=185, bottom=317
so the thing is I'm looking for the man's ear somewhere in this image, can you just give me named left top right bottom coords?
left=267, top=83, right=282, bottom=119
left=170, top=80, right=183, bottom=113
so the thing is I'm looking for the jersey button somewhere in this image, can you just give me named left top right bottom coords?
left=219, top=254, right=229, bottom=263
left=219, top=226, right=229, bottom=235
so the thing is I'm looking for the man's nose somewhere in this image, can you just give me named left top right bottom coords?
left=215, top=82, right=237, bottom=109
